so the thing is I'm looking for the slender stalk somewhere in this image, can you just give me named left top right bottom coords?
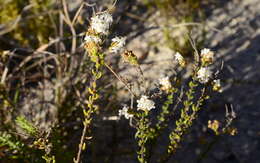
left=104, top=63, right=137, bottom=97
left=74, top=123, right=87, bottom=163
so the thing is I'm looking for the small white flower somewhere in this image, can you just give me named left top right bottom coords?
left=110, top=36, right=126, bottom=53
left=137, top=95, right=155, bottom=112
left=201, top=48, right=213, bottom=57
left=201, top=48, right=214, bottom=64
left=91, top=12, right=113, bottom=35
left=84, top=35, right=102, bottom=44
left=175, top=52, right=184, bottom=61
left=118, top=106, right=133, bottom=119
left=159, top=76, right=172, bottom=91
left=213, top=79, right=220, bottom=86
left=197, top=67, right=213, bottom=83
left=213, top=79, right=222, bottom=92
left=175, top=52, right=186, bottom=67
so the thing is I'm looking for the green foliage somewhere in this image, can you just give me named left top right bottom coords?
left=42, top=154, right=56, bottom=163
left=15, top=116, right=38, bottom=136
left=135, top=111, right=156, bottom=163
left=0, top=0, right=56, bottom=48
left=0, top=132, right=24, bottom=151
left=0, top=0, right=20, bottom=23
left=142, top=0, right=205, bottom=18
left=156, top=89, right=175, bottom=131
left=168, top=80, right=198, bottom=154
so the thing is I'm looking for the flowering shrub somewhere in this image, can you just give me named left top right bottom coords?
left=0, top=1, right=237, bottom=163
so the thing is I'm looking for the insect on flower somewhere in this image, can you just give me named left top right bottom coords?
left=122, top=50, right=139, bottom=65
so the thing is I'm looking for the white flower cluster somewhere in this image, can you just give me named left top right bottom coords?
left=118, top=106, right=133, bottom=119
left=175, top=52, right=186, bottom=67
left=159, top=76, right=172, bottom=91
left=110, top=36, right=126, bottom=53
left=197, top=67, right=213, bottom=83
left=201, top=48, right=214, bottom=64
left=84, top=35, right=102, bottom=44
left=196, top=48, right=217, bottom=84
left=137, top=95, right=155, bottom=112
left=91, top=12, right=113, bottom=35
